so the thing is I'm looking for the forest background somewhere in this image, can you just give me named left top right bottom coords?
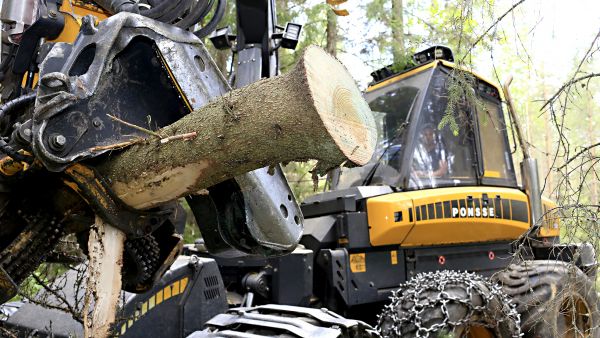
left=181, top=0, right=600, bottom=252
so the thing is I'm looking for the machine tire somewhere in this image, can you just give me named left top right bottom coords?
left=377, top=270, right=521, bottom=338
left=495, top=260, right=600, bottom=338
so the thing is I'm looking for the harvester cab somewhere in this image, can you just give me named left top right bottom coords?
left=329, top=45, right=559, bottom=247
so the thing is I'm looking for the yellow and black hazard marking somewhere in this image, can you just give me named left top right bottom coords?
left=117, top=277, right=189, bottom=336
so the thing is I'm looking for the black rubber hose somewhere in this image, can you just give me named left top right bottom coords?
left=0, top=138, right=30, bottom=163
left=154, top=0, right=193, bottom=24
left=193, top=0, right=226, bottom=39
left=175, top=0, right=212, bottom=29
left=93, top=0, right=139, bottom=14
left=0, top=93, right=36, bottom=163
left=139, top=0, right=182, bottom=19
left=0, top=92, right=36, bottom=122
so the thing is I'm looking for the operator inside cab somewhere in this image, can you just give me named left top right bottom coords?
left=411, top=123, right=449, bottom=181
left=334, top=46, right=516, bottom=191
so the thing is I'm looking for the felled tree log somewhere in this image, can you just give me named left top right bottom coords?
left=98, top=46, right=376, bottom=209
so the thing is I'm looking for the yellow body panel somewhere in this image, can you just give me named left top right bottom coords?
left=364, top=60, right=562, bottom=245
left=21, top=1, right=109, bottom=88
left=368, top=186, right=532, bottom=247
left=53, top=1, right=109, bottom=44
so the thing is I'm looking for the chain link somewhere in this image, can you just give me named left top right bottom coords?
left=376, top=270, right=522, bottom=338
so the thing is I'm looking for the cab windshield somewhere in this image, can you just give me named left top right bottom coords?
left=334, top=70, right=430, bottom=188
left=406, top=69, right=478, bottom=189
left=334, top=65, right=515, bottom=191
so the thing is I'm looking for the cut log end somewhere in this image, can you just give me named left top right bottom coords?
left=300, top=46, right=377, bottom=166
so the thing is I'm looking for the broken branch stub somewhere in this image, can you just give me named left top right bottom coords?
left=98, top=46, right=376, bottom=209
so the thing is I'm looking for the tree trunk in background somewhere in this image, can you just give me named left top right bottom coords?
left=326, top=7, right=337, bottom=56
left=215, top=50, right=229, bottom=75
left=276, top=0, right=287, bottom=18
left=391, top=0, right=405, bottom=63
left=525, top=73, right=532, bottom=146
left=587, top=104, right=598, bottom=205
left=542, top=78, right=554, bottom=197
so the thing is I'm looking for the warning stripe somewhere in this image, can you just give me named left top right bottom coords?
left=118, top=277, right=189, bottom=336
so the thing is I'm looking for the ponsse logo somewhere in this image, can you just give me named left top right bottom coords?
left=452, top=206, right=495, bottom=218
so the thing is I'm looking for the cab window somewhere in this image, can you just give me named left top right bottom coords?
left=407, top=70, right=478, bottom=189
left=476, top=96, right=517, bottom=185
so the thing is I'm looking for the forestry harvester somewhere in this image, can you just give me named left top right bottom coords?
left=0, top=0, right=595, bottom=338
left=186, top=46, right=600, bottom=337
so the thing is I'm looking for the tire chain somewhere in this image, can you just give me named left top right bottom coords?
left=376, top=270, right=522, bottom=338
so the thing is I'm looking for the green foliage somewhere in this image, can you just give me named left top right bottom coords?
left=389, top=52, right=418, bottom=73
left=436, top=331, right=455, bottom=338
left=284, top=161, right=328, bottom=203
left=16, top=263, right=70, bottom=302
left=278, top=2, right=332, bottom=73
left=179, top=199, right=200, bottom=244
left=438, top=68, right=483, bottom=136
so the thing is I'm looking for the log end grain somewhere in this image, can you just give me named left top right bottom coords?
left=300, top=46, right=377, bottom=166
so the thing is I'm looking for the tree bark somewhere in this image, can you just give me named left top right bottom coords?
left=214, top=50, right=229, bottom=75
left=541, top=75, right=554, bottom=196
left=587, top=102, right=598, bottom=206
left=391, top=0, right=405, bottom=63
left=326, top=8, right=338, bottom=57
left=97, top=46, right=376, bottom=209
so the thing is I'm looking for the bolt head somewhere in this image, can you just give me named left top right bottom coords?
left=49, top=134, right=67, bottom=150
left=54, top=135, right=66, bottom=146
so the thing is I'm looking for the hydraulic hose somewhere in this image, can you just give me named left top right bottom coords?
left=93, top=0, right=224, bottom=36
left=154, top=0, right=193, bottom=24
left=0, top=92, right=36, bottom=122
left=93, top=0, right=139, bottom=14
left=193, top=0, right=226, bottom=39
left=175, top=0, right=212, bottom=29
left=0, top=93, right=36, bottom=163
left=139, top=0, right=182, bottom=19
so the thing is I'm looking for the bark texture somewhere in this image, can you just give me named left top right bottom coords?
left=391, top=0, right=405, bottom=63
left=84, top=217, right=125, bottom=338
left=98, top=46, right=376, bottom=209
left=326, top=8, right=338, bottom=56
